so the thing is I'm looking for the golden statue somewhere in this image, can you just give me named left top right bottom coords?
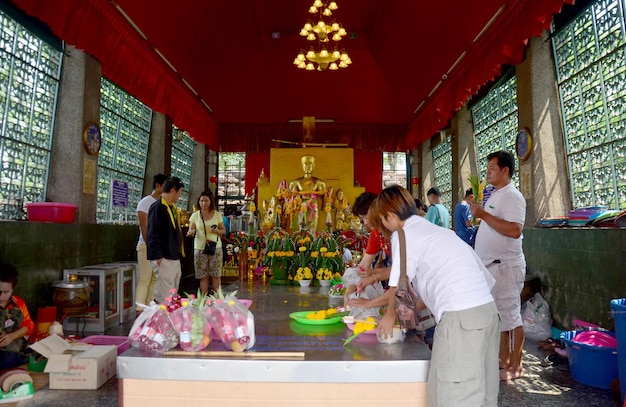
left=288, top=155, right=327, bottom=231
left=333, top=188, right=348, bottom=230
left=288, top=155, right=327, bottom=194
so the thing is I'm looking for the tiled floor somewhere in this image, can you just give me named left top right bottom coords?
left=14, top=278, right=624, bottom=406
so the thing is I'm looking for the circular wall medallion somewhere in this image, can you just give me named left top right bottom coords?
left=83, top=122, right=101, bottom=155
left=515, top=127, right=532, bottom=161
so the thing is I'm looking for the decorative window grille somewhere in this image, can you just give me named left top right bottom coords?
left=98, top=78, right=151, bottom=223
left=382, top=152, right=408, bottom=189
left=471, top=74, right=520, bottom=188
left=0, top=10, right=61, bottom=219
left=431, top=139, right=453, bottom=213
left=217, top=152, right=246, bottom=213
left=552, top=0, right=626, bottom=210
left=171, top=127, right=194, bottom=211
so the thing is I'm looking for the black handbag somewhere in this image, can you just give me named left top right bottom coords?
left=203, top=240, right=217, bottom=255
left=200, top=211, right=217, bottom=255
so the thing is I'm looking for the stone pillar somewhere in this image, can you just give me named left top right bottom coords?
left=451, top=105, right=478, bottom=203
left=142, top=112, right=169, bottom=196
left=186, top=142, right=207, bottom=211
left=516, top=30, right=570, bottom=225
left=48, top=45, right=101, bottom=223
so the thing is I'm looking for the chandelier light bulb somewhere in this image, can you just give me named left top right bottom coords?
left=297, top=0, right=351, bottom=72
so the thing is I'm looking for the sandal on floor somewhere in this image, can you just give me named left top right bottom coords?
left=538, top=338, right=559, bottom=351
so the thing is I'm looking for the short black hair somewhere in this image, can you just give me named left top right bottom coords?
left=427, top=187, right=441, bottom=197
left=352, top=192, right=378, bottom=216
left=414, top=198, right=427, bottom=212
left=162, top=176, right=184, bottom=193
left=0, top=263, right=19, bottom=288
left=224, top=204, right=238, bottom=216
left=465, top=188, right=474, bottom=198
left=487, top=150, right=515, bottom=178
left=152, top=173, right=168, bottom=189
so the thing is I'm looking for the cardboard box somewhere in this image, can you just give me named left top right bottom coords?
left=30, top=335, right=117, bottom=390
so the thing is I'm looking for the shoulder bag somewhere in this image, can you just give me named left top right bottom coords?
left=394, top=228, right=436, bottom=332
left=200, top=211, right=217, bottom=255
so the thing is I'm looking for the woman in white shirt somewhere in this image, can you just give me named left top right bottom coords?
left=369, top=185, right=500, bottom=407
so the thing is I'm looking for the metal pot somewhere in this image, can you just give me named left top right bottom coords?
left=51, top=280, right=89, bottom=316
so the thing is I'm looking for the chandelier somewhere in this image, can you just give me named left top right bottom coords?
left=293, top=0, right=352, bottom=71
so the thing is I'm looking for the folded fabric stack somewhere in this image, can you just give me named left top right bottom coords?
left=567, top=206, right=606, bottom=226
left=586, top=209, right=623, bottom=227
left=536, top=217, right=568, bottom=228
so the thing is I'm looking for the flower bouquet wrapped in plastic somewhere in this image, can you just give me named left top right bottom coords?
left=128, top=304, right=179, bottom=353
left=205, top=293, right=255, bottom=352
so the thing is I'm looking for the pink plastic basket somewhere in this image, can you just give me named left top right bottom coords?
left=79, top=335, right=130, bottom=355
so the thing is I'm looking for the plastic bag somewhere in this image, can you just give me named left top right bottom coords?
left=128, top=304, right=179, bottom=353
left=205, top=298, right=255, bottom=352
left=343, top=267, right=384, bottom=320
left=170, top=303, right=212, bottom=351
left=522, top=292, right=552, bottom=340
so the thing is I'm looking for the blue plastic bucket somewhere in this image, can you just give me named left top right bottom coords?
left=610, top=298, right=626, bottom=402
left=560, top=330, right=618, bottom=389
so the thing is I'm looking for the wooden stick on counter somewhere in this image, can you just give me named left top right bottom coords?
left=163, top=350, right=305, bottom=360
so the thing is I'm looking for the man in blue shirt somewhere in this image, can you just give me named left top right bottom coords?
left=425, top=187, right=451, bottom=228
left=454, top=188, right=477, bottom=246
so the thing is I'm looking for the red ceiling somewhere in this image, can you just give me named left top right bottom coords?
left=9, top=0, right=573, bottom=150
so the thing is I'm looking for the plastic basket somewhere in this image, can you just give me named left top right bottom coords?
left=79, top=335, right=130, bottom=355
left=26, top=202, right=77, bottom=223
left=611, top=298, right=626, bottom=403
left=560, top=330, right=618, bottom=389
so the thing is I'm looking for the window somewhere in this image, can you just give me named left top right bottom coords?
left=431, top=138, right=453, bottom=212
left=552, top=0, right=626, bottom=209
left=0, top=9, right=62, bottom=219
left=471, top=74, right=520, bottom=189
left=382, top=152, right=407, bottom=189
left=98, top=78, right=152, bottom=223
left=171, top=127, right=194, bottom=211
left=217, top=152, right=246, bottom=213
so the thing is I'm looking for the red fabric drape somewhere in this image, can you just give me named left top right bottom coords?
left=10, top=0, right=572, bottom=152
left=407, top=0, right=574, bottom=146
left=10, top=0, right=219, bottom=147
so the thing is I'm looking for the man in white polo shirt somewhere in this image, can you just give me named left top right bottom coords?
left=135, top=173, right=167, bottom=313
left=471, top=150, right=527, bottom=381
